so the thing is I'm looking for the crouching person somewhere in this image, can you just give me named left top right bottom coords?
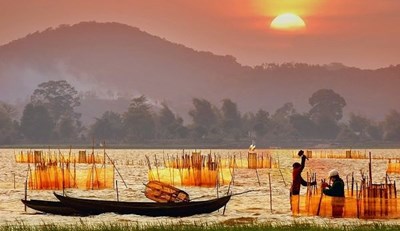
left=321, top=169, right=345, bottom=218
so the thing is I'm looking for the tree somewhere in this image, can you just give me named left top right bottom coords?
left=336, top=125, right=359, bottom=143
left=289, top=113, right=316, bottom=138
left=124, top=95, right=155, bottom=141
left=252, top=109, right=270, bottom=138
left=309, top=89, right=346, bottom=139
left=270, top=102, right=296, bottom=139
left=272, top=102, right=296, bottom=122
left=57, top=116, right=77, bottom=142
left=220, top=99, right=242, bottom=139
left=309, top=89, right=346, bottom=123
left=365, top=123, right=383, bottom=141
left=242, top=109, right=271, bottom=141
left=156, top=103, right=187, bottom=139
left=383, top=110, right=400, bottom=141
left=348, top=113, right=380, bottom=141
left=31, top=80, right=81, bottom=125
left=0, top=102, right=18, bottom=144
left=20, top=103, right=54, bottom=143
left=188, top=98, right=220, bottom=140
left=90, top=111, right=125, bottom=142
left=349, top=113, right=370, bottom=135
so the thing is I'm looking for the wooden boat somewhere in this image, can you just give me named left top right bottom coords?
left=54, top=192, right=231, bottom=217
left=21, top=199, right=86, bottom=216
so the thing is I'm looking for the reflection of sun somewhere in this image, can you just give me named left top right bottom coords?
left=270, top=13, right=306, bottom=31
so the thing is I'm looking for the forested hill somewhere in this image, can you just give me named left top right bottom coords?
left=0, top=21, right=399, bottom=123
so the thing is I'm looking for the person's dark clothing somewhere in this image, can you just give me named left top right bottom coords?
left=323, top=176, right=345, bottom=217
left=290, top=155, right=316, bottom=195
left=323, top=177, right=345, bottom=197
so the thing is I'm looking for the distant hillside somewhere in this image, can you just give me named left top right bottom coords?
left=0, top=21, right=399, bottom=124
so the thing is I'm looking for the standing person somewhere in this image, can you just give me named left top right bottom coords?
left=290, top=150, right=316, bottom=196
left=322, top=169, right=345, bottom=217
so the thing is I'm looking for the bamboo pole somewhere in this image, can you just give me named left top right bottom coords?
left=277, top=156, right=287, bottom=186
left=356, top=182, right=360, bottom=218
left=316, top=179, right=325, bottom=216
left=216, top=166, right=219, bottom=199
left=218, top=156, right=224, bottom=184
left=268, top=172, right=272, bottom=213
left=222, top=165, right=234, bottom=216
left=369, top=152, right=373, bottom=185
left=351, top=172, right=354, bottom=197
left=306, top=172, right=310, bottom=196
left=116, top=180, right=119, bottom=201
left=105, top=151, right=128, bottom=188
left=62, top=161, right=65, bottom=195
left=103, top=141, right=106, bottom=187
left=255, top=168, right=261, bottom=186
left=154, top=155, right=160, bottom=181
left=232, top=155, right=236, bottom=185
left=24, top=179, right=27, bottom=212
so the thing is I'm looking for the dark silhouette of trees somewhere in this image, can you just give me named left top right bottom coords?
left=57, top=116, right=79, bottom=142
left=290, top=113, right=316, bottom=138
left=2, top=78, right=400, bottom=147
left=347, top=113, right=383, bottom=141
left=383, top=110, right=400, bottom=141
left=20, top=103, right=54, bottom=143
left=31, top=80, right=81, bottom=124
left=29, top=80, right=82, bottom=142
left=349, top=113, right=370, bottom=136
left=156, top=103, right=188, bottom=139
left=309, top=89, right=346, bottom=139
left=336, top=124, right=359, bottom=143
left=220, top=99, right=242, bottom=140
left=0, top=102, right=18, bottom=144
left=252, top=109, right=270, bottom=138
left=124, top=95, right=155, bottom=142
left=309, top=89, right=346, bottom=122
left=270, top=103, right=296, bottom=139
left=90, top=111, right=125, bottom=143
left=188, top=98, right=220, bottom=141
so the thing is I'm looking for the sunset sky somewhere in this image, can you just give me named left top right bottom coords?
left=1, top=0, right=399, bottom=69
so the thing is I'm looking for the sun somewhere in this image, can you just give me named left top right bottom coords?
left=270, top=13, right=306, bottom=31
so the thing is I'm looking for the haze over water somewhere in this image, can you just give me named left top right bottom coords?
left=1, top=148, right=399, bottom=226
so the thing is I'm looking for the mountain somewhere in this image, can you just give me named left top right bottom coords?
left=0, top=21, right=399, bottom=124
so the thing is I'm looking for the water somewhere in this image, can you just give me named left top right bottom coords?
left=1, top=148, right=400, bottom=226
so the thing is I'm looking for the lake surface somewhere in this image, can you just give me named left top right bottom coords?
left=1, top=148, right=400, bottom=226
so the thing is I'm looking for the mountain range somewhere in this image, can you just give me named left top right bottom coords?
left=0, top=21, right=399, bottom=124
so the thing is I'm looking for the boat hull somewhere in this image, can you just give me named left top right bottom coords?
left=54, top=192, right=231, bottom=217
left=21, top=199, right=86, bottom=216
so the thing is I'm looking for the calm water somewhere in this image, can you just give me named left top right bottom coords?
left=1, top=148, right=400, bottom=226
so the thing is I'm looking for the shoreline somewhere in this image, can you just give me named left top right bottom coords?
left=1, top=221, right=400, bottom=231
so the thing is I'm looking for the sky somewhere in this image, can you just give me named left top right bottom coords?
left=1, top=0, right=399, bottom=69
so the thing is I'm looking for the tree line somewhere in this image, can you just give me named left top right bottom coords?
left=1, top=80, right=399, bottom=147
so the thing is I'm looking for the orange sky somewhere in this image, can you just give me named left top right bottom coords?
left=1, top=0, right=399, bottom=69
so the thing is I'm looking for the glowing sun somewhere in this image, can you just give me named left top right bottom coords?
left=270, top=13, right=306, bottom=31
